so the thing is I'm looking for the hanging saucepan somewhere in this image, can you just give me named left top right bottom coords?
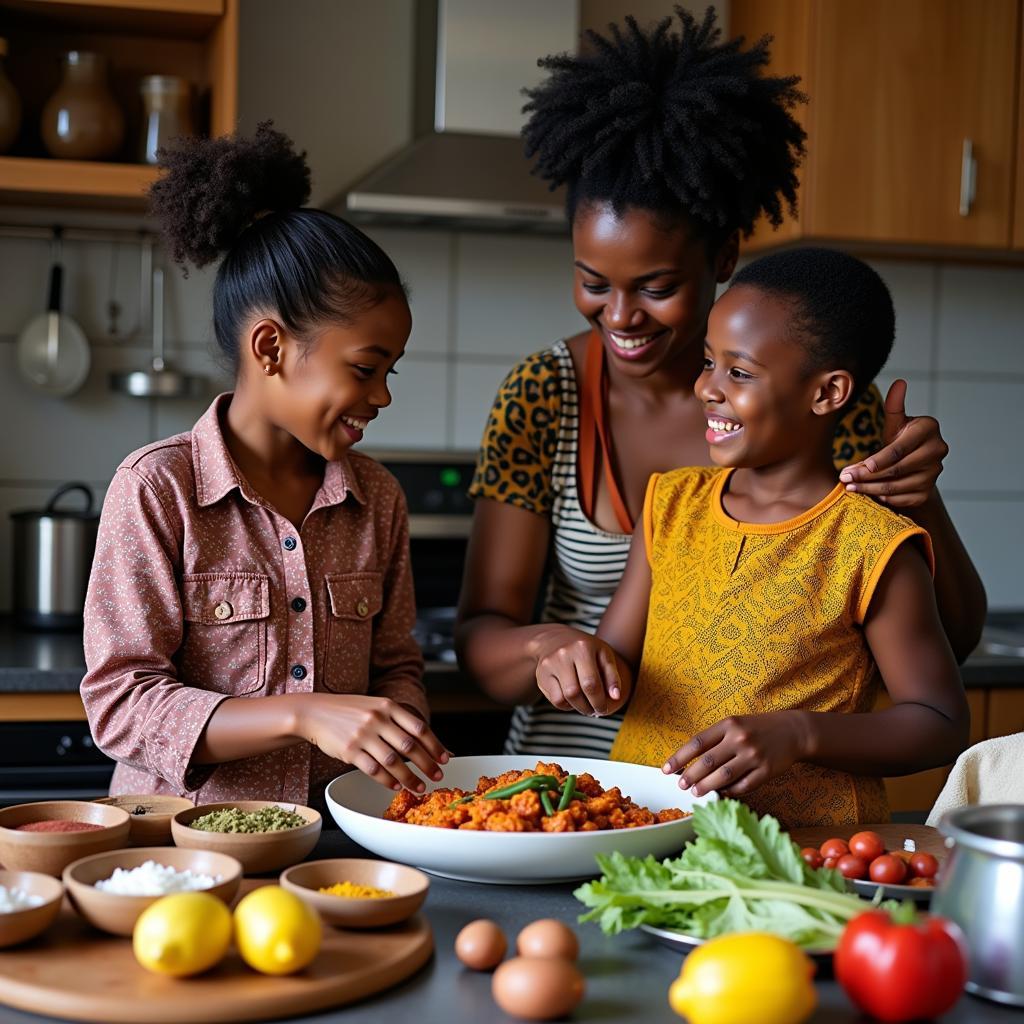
left=16, top=229, right=91, bottom=397
left=11, top=483, right=99, bottom=630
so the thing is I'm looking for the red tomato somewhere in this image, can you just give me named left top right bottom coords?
left=823, top=856, right=839, bottom=870
left=909, top=852, right=939, bottom=879
left=819, top=838, right=849, bottom=859
left=835, top=910, right=968, bottom=1022
left=869, top=854, right=908, bottom=885
left=848, top=830, right=885, bottom=861
left=836, top=854, right=869, bottom=880
left=800, top=847, right=824, bottom=869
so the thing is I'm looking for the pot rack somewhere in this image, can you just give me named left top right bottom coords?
left=0, top=222, right=206, bottom=399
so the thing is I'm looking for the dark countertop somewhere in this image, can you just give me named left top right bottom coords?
left=2, top=614, right=1023, bottom=695
left=0, top=827, right=1018, bottom=1024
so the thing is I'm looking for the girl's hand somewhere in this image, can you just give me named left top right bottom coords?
left=663, top=711, right=809, bottom=797
left=299, top=694, right=449, bottom=793
left=531, top=626, right=622, bottom=717
left=838, top=379, right=948, bottom=509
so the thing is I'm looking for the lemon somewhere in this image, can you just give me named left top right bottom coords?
left=133, top=892, right=232, bottom=978
left=668, top=932, right=817, bottom=1024
left=234, top=885, right=322, bottom=976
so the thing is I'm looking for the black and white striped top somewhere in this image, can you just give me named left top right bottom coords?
left=504, top=341, right=631, bottom=758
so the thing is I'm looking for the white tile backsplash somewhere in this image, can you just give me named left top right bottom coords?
left=936, top=265, right=1024, bottom=375
left=870, top=260, right=936, bottom=375
left=359, top=357, right=449, bottom=451
left=453, top=233, right=579, bottom=358
left=452, top=361, right=515, bottom=451
left=944, top=499, right=1024, bottom=609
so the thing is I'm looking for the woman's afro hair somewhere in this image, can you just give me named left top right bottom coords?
left=522, top=6, right=807, bottom=239
left=148, top=120, right=311, bottom=269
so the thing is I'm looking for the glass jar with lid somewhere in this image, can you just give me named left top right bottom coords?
left=139, top=75, right=193, bottom=164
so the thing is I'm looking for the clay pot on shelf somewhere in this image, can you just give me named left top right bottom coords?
left=41, top=51, right=124, bottom=161
left=0, top=37, right=22, bottom=153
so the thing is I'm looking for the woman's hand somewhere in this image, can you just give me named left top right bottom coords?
left=663, top=711, right=810, bottom=797
left=298, top=694, right=449, bottom=793
left=530, top=626, right=623, bottom=717
left=838, top=379, right=949, bottom=509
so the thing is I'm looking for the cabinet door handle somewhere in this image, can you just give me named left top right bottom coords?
left=959, top=138, right=977, bottom=217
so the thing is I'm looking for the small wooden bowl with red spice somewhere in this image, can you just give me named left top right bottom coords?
left=0, top=801, right=131, bottom=877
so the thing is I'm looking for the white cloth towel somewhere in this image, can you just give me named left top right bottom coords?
left=927, top=732, right=1024, bottom=827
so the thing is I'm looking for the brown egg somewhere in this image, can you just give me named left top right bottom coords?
left=516, top=918, right=579, bottom=961
left=492, top=956, right=585, bottom=1021
left=454, top=919, right=507, bottom=971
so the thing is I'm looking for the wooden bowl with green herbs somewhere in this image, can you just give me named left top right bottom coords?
left=171, top=801, right=321, bottom=875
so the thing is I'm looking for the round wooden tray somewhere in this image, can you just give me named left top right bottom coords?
left=0, top=880, right=433, bottom=1023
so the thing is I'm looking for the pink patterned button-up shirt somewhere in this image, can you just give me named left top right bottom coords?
left=81, top=394, right=427, bottom=806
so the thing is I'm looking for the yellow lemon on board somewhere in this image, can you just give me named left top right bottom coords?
left=234, top=885, right=322, bottom=976
left=668, top=932, right=817, bottom=1024
left=133, top=892, right=233, bottom=978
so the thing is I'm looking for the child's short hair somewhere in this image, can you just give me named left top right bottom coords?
left=730, top=247, right=895, bottom=404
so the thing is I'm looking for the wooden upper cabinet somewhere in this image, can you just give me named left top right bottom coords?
left=0, top=0, right=237, bottom=208
left=1015, top=12, right=1024, bottom=249
left=732, top=0, right=1021, bottom=251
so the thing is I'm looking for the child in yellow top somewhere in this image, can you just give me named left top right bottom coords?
left=533, top=248, right=969, bottom=828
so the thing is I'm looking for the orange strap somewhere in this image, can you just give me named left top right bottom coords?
left=578, top=331, right=634, bottom=533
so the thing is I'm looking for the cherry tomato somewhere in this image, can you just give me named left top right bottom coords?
left=909, top=852, right=939, bottom=879
left=836, top=854, right=869, bottom=880
left=869, top=854, right=908, bottom=885
left=820, top=838, right=850, bottom=859
left=909, top=876, right=936, bottom=888
left=800, top=847, right=824, bottom=869
left=848, top=830, right=885, bottom=862
left=823, top=856, right=839, bottom=870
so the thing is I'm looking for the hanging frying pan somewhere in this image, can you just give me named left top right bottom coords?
left=16, top=229, right=91, bottom=397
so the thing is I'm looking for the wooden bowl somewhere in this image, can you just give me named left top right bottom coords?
left=0, top=869, right=63, bottom=948
left=0, top=801, right=131, bottom=877
left=280, top=858, right=428, bottom=928
left=63, top=846, right=242, bottom=937
left=171, top=801, right=322, bottom=875
left=94, top=795, right=194, bottom=847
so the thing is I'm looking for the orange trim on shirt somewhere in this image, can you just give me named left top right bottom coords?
left=855, top=526, right=934, bottom=624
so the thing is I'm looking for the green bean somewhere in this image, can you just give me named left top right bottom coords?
left=540, top=790, right=556, bottom=816
left=448, top=794, right=476, bottom=809
left=483, top=774, right=560, bottom=801
left=558, top=774, right=577, bottom=811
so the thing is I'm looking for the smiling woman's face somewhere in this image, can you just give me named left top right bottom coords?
left=571, top=202, right=736, bottom=379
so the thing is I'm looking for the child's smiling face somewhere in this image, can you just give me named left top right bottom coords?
left=698, top=284, right=847, bottom=469
left=264, top=288, right=411, bottom=462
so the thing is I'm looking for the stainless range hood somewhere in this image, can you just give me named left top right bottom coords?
left=343, top=0, right=576, bottom=234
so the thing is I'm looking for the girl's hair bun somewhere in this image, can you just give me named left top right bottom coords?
left=148, top=120, right=311, bottom=269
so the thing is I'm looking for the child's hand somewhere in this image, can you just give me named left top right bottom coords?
left=838, top=379, right=948, bottom=508
left=300, top=694, right=449, bottom=793
left=532, top=627, right=622, bottom=717
left=663, top=711, right=809, bottom=797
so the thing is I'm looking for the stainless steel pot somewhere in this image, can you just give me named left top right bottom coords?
left=934, top=803, right=1024, bottom=1006
left=11, top=483, right=99, bottom=629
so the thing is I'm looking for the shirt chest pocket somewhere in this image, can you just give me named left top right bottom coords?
left=322, top=572, right=383, bottom=693
left=180, top=573, right=270, bottom=696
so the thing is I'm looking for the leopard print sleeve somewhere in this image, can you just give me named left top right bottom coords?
left=468, top=349, right=562, bottom=514
left=832, top=382, right=885, bottom=471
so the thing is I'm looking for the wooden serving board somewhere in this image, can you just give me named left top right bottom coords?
left=789, top=822, right=947, bottom=861
left=0, top=880, right=433, bottom=1024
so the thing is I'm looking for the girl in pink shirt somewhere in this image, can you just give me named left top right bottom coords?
left=81, top=124, right=448, bottom=806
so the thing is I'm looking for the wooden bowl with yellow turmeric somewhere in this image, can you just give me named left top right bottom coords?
left=279, top=858, right=428, bottom=928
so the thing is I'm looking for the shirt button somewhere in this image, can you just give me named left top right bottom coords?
left=213, top=601, right=232, bottom=620
left=291, top=664, right=307, bottom=680
left=282, top=536, right=297, bottom=551
left=356, top=598, right=370, bottom=618
left=290, top=597, right=307, bottom=613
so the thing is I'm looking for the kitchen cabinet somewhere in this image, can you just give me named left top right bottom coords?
left=730, top=0, right=1021, bottom=251
left=1015, top=12, right=1024, bottom=249
left=0, top=0, right=237, bottom=208
left=987, top=687, right=1024, bottom=738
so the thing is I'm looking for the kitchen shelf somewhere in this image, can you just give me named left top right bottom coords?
left=0, top=0, right=237, bottom=209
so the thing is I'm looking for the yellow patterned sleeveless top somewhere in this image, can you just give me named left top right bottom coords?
left=610, top=467, right=933, bottom=829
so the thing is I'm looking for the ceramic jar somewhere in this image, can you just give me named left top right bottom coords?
left=41, top=51, right=124, bottom=160
left=139, top=75, right=192, bottom=164
left=0, top=37, right=21, bottom=153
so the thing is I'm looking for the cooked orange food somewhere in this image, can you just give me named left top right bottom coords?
left=383, top=761, right=689, bottom=833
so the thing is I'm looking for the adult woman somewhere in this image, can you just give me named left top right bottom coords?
left=456, top=9, right=985, bottom=759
